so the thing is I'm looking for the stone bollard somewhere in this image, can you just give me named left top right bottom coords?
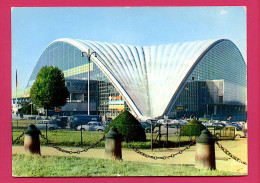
left=24, top=124, right=41, bottom=155
left=195, top=129, right=216, bottom=170
left=105, top=126, right=122, bottom=160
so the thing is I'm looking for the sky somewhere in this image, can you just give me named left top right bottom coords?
left=11, top=6, right=247, bottom=91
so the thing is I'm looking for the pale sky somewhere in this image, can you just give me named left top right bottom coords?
left=11, top=7, right=247, bottom=90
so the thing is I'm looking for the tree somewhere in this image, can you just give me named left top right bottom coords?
left=105, top=110, right=146, bottom=142
left=30, top=66, right=69, bottom=116
left=20, top=102, right=38, bottom=115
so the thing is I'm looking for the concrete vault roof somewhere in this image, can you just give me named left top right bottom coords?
left=33, top=38, right=241, bottom=119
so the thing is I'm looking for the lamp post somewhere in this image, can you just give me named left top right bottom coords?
left=30, top=102, right=33, bottom=115
left=81, top=48, right=97, bottom=115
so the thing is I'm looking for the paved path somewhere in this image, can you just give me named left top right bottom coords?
left=12, top=138, right=247, bottom=174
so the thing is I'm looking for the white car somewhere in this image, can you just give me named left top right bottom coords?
left=154, top=124, right=180, bottom=134
left=35, top=120, right=58, bottom=130
left=76, top=122, right=106, bottom=132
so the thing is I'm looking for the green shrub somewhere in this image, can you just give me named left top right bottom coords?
left=105, top=110, right=146, bottom=142
left=180, top=119, right=206, bottom=137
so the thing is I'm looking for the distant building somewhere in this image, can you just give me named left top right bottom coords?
left=12, top=38, right=247, bottom=120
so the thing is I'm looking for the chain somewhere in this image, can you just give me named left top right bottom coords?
left=128, top=140, right=195, bottom=160
left=12, top=129, right=27, bottom=145
left=39, top=132, right=105, bottom=154
left=215, top=140, right=247, bottom=165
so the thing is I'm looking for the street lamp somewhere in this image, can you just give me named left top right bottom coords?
left=81, top=48, right=97, bottom=115
left=30, top=102, right=33, bottom=115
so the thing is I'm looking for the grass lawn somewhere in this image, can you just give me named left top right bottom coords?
left=12, top=129, right=193, bottom=149
left=12, top=154, right=240, bottom=177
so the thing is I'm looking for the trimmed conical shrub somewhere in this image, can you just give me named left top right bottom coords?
left=105, top=110, right=146, bottom=142
left=180, top=119, right=206, bottom=137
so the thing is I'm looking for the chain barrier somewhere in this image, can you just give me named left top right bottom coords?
left=128, top=140, right=195, bottom=160
left=12, top=129, right=27, bottom=145
left=39, top=132, right=105, bottom=154
left=215, top=140, right=247, bottom=165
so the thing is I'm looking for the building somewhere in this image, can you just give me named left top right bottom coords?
left=13, top=38, right=247, bottom=120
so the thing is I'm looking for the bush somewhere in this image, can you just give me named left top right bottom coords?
left=180, top=119, right=206, bottom=137
left=105, top=110, right=146, bottom=142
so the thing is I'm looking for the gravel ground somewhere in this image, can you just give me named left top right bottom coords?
left=12, top=138, right=247, bottom=175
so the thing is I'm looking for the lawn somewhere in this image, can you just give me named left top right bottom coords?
left=12, top=154, right=240, bottom=177
left=12, top=129, right=193, bottom=149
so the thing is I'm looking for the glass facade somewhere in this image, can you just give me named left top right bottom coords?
left=166, top=40, right=247, bottom=120
left=28, top=41, right=129, bottom=118
left=27, top=38, right=246, bottom=120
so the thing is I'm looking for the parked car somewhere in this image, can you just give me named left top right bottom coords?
left=226, top=123, right=242, bottom=131
left=69, top=115, right=102, bottom=130
left=51, top=115, right=59, bottom=121
left=55, top=116, right=68, bottom=129
left=36, top=115, right=42, bottom=120
left=154, top=124, right=180, bottom=134
left=140, top=121, right=154, bottom=133
left=35, top=120, right=58, bottom=130
left=76, top=122, right=106, bottom=131
left=212, top=123, right=225, bottom=127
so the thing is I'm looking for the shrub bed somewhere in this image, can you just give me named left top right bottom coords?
left=180, top=119, right=206, bottom=137
left=105, top=110, right=146, bottom=142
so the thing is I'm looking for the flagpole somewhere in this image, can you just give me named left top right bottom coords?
left=16, top=69, right=17, bottom=114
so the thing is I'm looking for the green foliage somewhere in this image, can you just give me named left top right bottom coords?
left=105, top=110, right=146, bottom=142
left=20, top=102, right=38, bottom=115
left=30, top=66, right=69, bottom=111
left=180, top=119, right=206, bottom=137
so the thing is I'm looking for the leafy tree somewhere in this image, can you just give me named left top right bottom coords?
left=30, top=66, right=69, bottom=116
left=105, top=110, right=146, bottom=142
left=20, top=102, right=38, bottom=115
left=180, top=119, right=206, bottom=137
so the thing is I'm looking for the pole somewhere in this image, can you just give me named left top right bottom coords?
left=88, top=49, right=90, bottom=115
left=81, top=124, right=83, bottom=145
left=16, top=69, right=18, bottom=115
left=166, top=123, right=168, bottom=147
left=151, top=122, right=153, bottom=151
left=46, top=123, right=47, bottom=140
left=12, top=122, right=13, bottom=141
left=82, top=49, right=96, bottom=116
left=159, top=124, right=161, bottom=149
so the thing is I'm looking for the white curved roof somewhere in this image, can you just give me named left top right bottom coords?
left=51, top=38, right=230, bottom=119
left=31, top=38, right=245, bottom=119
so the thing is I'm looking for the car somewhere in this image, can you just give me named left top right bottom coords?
left=140, top=121, right=154, bottom=133
left=51, top=115, right=59, bottom=121
left=69, top=115, right=102, bottom=129
left=35, top=120, right=58, bottom=130
left=36, top=115, right=43, bottom=120
left=202, top=122, right=211, bottom=126
left=55, top=117, right=68, bottom=129
left=153, top=124, right=180, bottom=134
left=225, top=123, right=242, bottom=131
left=212, top=123, right=225, bottom=127
left=76, top=122, right=106, bottom=131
